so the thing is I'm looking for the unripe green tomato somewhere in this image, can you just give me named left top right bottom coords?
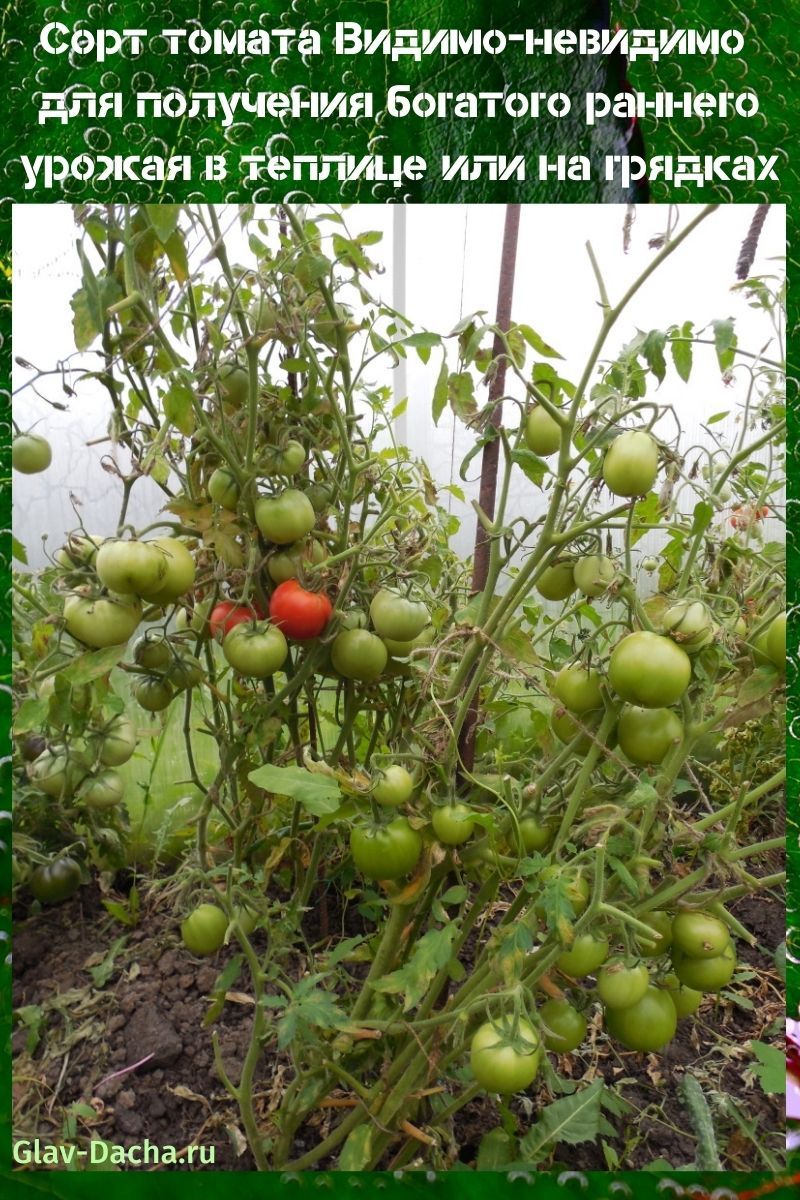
left=267, top=538, right=327, bottom=584
left=553, top=664, right=603, bottom=714
left=79, top=768, right=125, bottom=809
left=372, top=764, right=415, bottom=807
left=12, top=432, right=52, bottom=474
left=432, top=803, right=476, bottom=846
left=672, top=944, right=736, bottom=992
left=596, top=959, right=650, bottom=1009
left=602, top=430, right=659, bottom=497
left=181, top=903, right=229, bottom=956
left=766, top=612, right=786, bottom=671
left=208, top=467, right=240, bottom=511
left=255, top=489, right=316, bottom=545
left=734, top=615, right=747, bottom=638
left=93, top=713, right=137, bottom=767
left=604, top=986, right=677, bottom=1051
left=608, top=631, right=692, bottom=709
left=660, top=600, right=715, bottom=653
left=134, top=676, right=174, bottom=713
left=617, top=706, right=683, bottom=766
left=538, top=998, right=587, bottom=1053
left=551, top=707, right=598, bottom=755
left=143, top=538, right=196, bottom=604
left=217, top=363, right=250, bottom=410
left=536, top=561, right=576, bottom=602
left=557, top=934, right=610, bottom=978
left=369, top=589, right=430, bottom=642
left=263, top=440, right=306, bottom=476
left=331, top=629, right=388, bottom=682
left=133, top=634, right=171, bottom=670
left=661, top=972, right=703, bottom=1018
left=470, top=1017, right=542, bottom=1093
left=573, top=555, right=616, bottom=598
left=671, top=911, right=730, bottom=959
left=518, top=814, right=554, bottom=853
left=641, top=556, right=659, bottom=573
left=524, top=406, right=561, bottom=456
left=635, top=910, right=673, bottom=958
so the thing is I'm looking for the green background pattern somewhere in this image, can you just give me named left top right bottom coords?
left=0, top=0, right=796, bottom=1195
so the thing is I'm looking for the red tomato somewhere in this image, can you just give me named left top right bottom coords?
left=209, top=600, right=265, bottom=640
left=269, top=580, right=332, bottom=640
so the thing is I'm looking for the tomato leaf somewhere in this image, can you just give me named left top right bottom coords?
left=162, top=380, right=196, bottom=436
left=145, top=204, right=181, bottom=245
left=372, top=925, right=458, bottom=1011
left=448, top=371, right=477, bottom=422
left=12, top=697, right=49, bottom=735
left=671, top=321, right=693, bottom=382
left=519, top=1079, right=609, bottom=1161
left=511, top=447, right=548, bottom=487
left=517, top=324, right=563, bottom=359
left=56, top=645, right=127, bottom=684
left=432, top=357, right=449, bottom=425
left=247, top=764, right=342, bottom=816
left=477, top=1128, right=518, bottom=1170
left=641, top=329, right=667, bottom=383
left=712, top=317, right=737, bottom=371
left=749, top=1040, right=784, bottom=1094
left=338, top=1125, right=374, bottom=1171
left=164, top=229, right=190, bottom=285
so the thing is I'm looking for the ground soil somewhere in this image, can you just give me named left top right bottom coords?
left=12, top=878, right=785, bottom=1173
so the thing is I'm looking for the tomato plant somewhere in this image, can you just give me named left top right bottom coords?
left=10, top=202, right=785, bottom=1174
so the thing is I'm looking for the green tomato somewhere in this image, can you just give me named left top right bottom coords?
left=671, top=911, right=730, bottom=959
left=92, top=713, right=137, bottom=766
left=604, top=986, right=677, bottom=1051
left=518, top=815, right=554, bottom=853
left=263, top=440, right=306, bottom=476
left=305, top=482, right=333, bottom=513
left=470, top=1018, right=542, bottom=1093
left=28, top=747, right=88, bottom=798
left=55, top=532, right=104, bottom=569
left=660, top=600, right=715, bottom=653
left=536, top=560, right=576, bottom=602
left=267, top=538, right=327, bottom=584
left=331, top=629, right=388, bottom=682
left=134, top=677, right=174, bottom=713
left=372, top=765, right=415, bottom=807
left=350, top=817, right=422, bottom=880
left=661, top=973, right=702, bottom=1018
left=617, top=705, right=683, bottom=765
left=222, top=622, right=288, bottom=678
left=12, top=432, right=52, bottom=474
left=181, top=903, right=228, bottom=956
left=635, top=910, right=673, bottom=958
left=602, top=430, right=659, bottom=497
left=255, top=489, right=316, bottom=545
left=143, top=538, right=196, bottom=604
left=369, top=589, right=430, bottom=642
left=208, top=466, right=240, bottom=511
left=165, top=653, right=205, bottom=690
left=551, top=706, right=599, bottom=755
left=596, top=959, right=650, bottom=1009
left=96, top=539, right=166, bottom=597
left=524, top=406, right=561, bottom=456
left=29, top=856, right=82, bottom=904
left=766, top=612, right=786, bottom=671
left=432, top=803, right=476, bottom=846
left=573, top=555, right=616, bottom=598
left=641, top=556, right=659, bottom=573
left=553, top=664, right=603, bottom=714
left=557, top=934, right=610, bottom=979
left=217, top=363, right=250, bottom=410
left=64, top=593, right=143, bottom=648
left=133, top=634, right=172, bottom=670
left=608, top=631, right=691, bottom=708
left=538, top=998, right=587, bottom=1053
left=672, top=944, right=736, bottom=992
left=79, top=768, right=125, bottom=809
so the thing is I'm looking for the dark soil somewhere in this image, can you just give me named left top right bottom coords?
left=12, top=880, right=785, bottom=1172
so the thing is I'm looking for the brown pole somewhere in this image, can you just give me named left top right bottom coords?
left=458, top=204, right=521, bottom=776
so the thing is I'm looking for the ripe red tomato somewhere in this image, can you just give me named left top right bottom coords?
left=209, top=600, right=265, bottom=640
left=269, top=581, right=332, bottom=640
